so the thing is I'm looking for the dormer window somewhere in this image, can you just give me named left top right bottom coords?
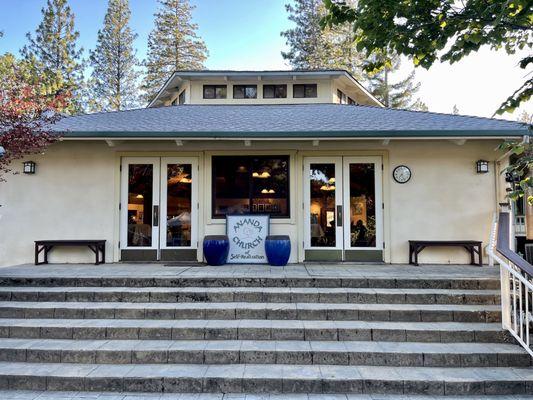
left=178, top=90, right=186, bottom=104
left=293, top=84, right=317, bottom=98
left=263, top=84, right=287, bottom=99
left=233, top=85, right=257, bottom=99
left=203, top=85, right=227, bottom=99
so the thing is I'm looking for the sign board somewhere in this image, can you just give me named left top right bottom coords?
left=226, top=214, right=269, bottom=264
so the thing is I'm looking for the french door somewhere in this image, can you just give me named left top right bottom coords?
left=120, top=157, right=198, bottom=261
left=304, top=156, right=383, bottom=262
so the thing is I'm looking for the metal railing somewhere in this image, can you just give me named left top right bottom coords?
left=488, top=210, right=533, bottom=357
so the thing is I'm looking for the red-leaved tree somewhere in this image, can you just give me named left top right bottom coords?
left=0, top=54, right=69, bottom=181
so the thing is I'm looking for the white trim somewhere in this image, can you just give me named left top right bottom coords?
left=62, top=136, right=522, bottom=142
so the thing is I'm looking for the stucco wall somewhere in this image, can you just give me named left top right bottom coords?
left=0, top=142, right=116, bottom=266
left=0, top=138, right=504, bottom=266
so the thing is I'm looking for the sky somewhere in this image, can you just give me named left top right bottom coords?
left=0, top=0, right=530, bottom=120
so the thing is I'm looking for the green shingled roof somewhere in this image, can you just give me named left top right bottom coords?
left=53, top=104, right=530, bottom=138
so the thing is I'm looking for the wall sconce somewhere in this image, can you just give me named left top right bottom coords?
left=476, top=160, right=489, bottom=174
left=23, top=161, right=36, bottom=174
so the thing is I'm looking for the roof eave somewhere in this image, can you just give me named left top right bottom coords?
left=56, top=130, right=528, bottom=139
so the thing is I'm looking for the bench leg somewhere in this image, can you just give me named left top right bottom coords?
left=414, top=245, right=420, bottom=266
left=101, top=244, right=105, bottom=265
left=34, top=244, right=39, bottom=265
left=477, top=244, right=482, bottom=266
left=44, top=246, right=50, bottom=264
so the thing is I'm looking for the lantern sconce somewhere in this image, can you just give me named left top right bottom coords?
left=476, top=160, right=489, bottom=174
left=23, top=161, right=36, bottom=174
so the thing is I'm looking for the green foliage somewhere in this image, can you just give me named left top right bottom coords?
left=281, top=0, right=366, bottom=80
left=142, top=0, right=208, bottom=104
left=366, top=52, right=427, bottom=109
left=0, top=53, right=64, bottom=98
left=21, top=0, right=85, bottom=114
left=499, top=139, right=533, bottom=206
left=89, top=0, right=140, bottom=112
left=322, top=0, right=533, bottom=114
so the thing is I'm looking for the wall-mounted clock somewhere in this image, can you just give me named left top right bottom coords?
left=393, top=165, right=411, bottom=184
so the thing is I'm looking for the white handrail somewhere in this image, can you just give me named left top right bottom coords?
left=487, top=211, right=533, bottom=358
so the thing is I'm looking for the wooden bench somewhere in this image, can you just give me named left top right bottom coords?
left=409, top=240, right=482, bottom=266
left=35, top=240, right=106, bottom=265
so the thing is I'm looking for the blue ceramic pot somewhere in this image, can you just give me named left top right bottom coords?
left=265, top=235, right=291, bottom=266
left=203, top=235, right=229, bottom=266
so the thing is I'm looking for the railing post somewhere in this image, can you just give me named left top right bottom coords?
left=500, top=266, right=512, bottom=330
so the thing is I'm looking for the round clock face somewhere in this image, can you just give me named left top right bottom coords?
left=393, top=165, right=411, bottom=183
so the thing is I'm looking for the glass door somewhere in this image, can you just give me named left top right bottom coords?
left=304, top=157, right=344, bottom=261
left=159, top=157, right=198, bottom=261
left=343, top=157, right=383, bottom=262
left=303, top=156, right=383, bottom=262
left=120, top=157, right=198, bottom=262
left=120, top=157, right=160, bottom=261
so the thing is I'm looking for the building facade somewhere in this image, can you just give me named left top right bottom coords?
left=0, top=70, right=529, bottom=266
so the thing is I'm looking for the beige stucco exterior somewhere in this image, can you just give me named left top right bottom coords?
left=0, top=138, right=506, bottom=267
left=153, top=71, right=381, bottom=107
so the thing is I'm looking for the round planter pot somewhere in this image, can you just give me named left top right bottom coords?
left=265, top=235, right=291, bottom=266
left=203, top=235, right=229, bottom=266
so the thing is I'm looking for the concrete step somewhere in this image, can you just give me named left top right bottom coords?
left=0, top=276, right=500, bottom=290
left=0, top=362, right=531, bottom=394
left=0, top=286, right=501, bottom=305
left=0, top=338, right=529, bottom=368
left=2, top=393, right=533, bottom=400
left=0, top=301, right=502, bottom=323
left=0, top=318, right=512, bottom=343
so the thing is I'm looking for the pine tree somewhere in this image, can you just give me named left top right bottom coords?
left=452, top=105, right=460, bottom=115
left=281, top=0, right=365, bottom=79
left=367, top=53, right=427, bottom=110
left=518, top=110, right=532, bottom=125
left=142, top=0, right=208, bottom=103
left=89, top=0, right=139, bottom=112
left=21, top=0, right=84, bottom=113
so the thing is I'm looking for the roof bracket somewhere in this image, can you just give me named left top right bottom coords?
left=244, top=140, right=252, bottom=147
left=105, top=140, right=116, bottom=147
left=312, top=140, right=319, bottom=146
left=175, top=139, right=184, bottom=146
left=382, top=139, right=390, bottom=146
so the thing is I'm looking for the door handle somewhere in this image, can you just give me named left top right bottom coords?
left=336, top=205, right=343, bottom=227
left=153, top=205, right=159, bottom=227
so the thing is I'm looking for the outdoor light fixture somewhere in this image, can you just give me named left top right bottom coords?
left=476, top=160, right=489, bottom=174
left=0, top=146, right=5, bottom=158
left=23, top=161, right=36, bottom=174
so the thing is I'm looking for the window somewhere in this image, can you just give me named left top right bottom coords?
left=212, top=155, right=290, bottom=218
left=233, top=85, right=257, bottom=99
left=293, top=84, right=317, bottom=98
left=178, top=90, right=186, bottom=104
left=337, top=89, right=347, bottom=104
left=337, top=89, right=356, bottom=105
left=203, top=85, right=227, bottom=99
left=263, top=84, right=287, bottom=99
